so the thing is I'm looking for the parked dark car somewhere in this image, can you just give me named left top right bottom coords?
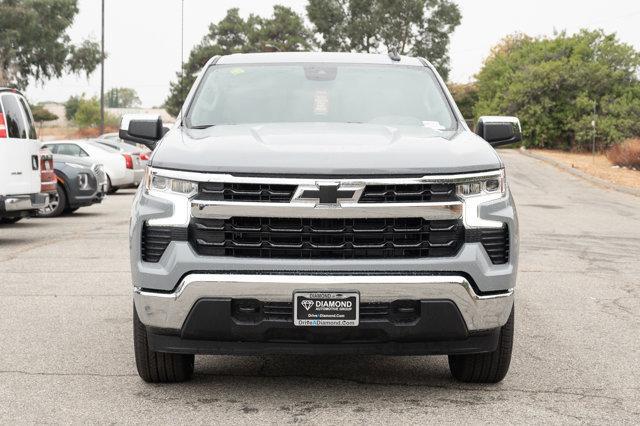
left=38, top=154, right=108, bottom=217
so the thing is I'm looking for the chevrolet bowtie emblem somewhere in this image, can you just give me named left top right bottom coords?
left=293, top=183, right=363, bottom=206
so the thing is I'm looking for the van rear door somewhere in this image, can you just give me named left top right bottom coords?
left=0, top=92, right=41, bottom=196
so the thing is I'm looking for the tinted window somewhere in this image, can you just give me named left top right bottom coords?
left=18, top=96, right=37, bottom=139
left=56, top=144, right=89, bottom=157
left=1, top=94, right=28, bottom=139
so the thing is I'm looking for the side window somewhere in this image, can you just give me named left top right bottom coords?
left=18, top=96, right=37, bottom=140
left=0, top=94, right=28, bottom=139
left=43, top=144, right=58, bottom=154
left=56, top=144, right=84, bottom=157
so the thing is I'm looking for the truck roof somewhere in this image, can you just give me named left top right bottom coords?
left=217, top=52, right=428, bottom=67
left=0, top=87, right=25, bottom=96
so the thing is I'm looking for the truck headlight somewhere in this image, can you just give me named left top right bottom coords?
left=144, top=168, right=197, bottom=197
left=456, top=170, right=505, bottom=197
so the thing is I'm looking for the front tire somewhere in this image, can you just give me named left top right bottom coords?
left=105, top=175, right=118, bottom=194
left=37, top=185, right=66, bottom=218
left=448, top=306, right=514, bottom=383
left=133, top=306, right=194, bottom=383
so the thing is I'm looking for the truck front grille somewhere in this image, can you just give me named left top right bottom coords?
left=189, top=217, right=465, bottom=259
left=197, top=182, right=458, bottom=204
left=198, top=182, right=296, bottom=203
left=359, top=183, right=457, bottom=203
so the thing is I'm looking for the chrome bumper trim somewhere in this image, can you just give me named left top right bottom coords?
left=134, top=274, right=513, bottom=332
left=148, top=167, right=503, bottom=186
left=4, top=193, right=49, bottom=212
left=191, top=200, right=463, bottom=220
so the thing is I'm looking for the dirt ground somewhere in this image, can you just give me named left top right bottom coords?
left=528, top=149, right=640, bottom=191
left=37, top=126, right=118, bottom=141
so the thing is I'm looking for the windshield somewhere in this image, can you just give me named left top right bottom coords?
left=186, top=64, right=456, bottom=129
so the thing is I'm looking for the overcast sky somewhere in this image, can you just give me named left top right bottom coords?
left=24, top=0, right=640, bottom=107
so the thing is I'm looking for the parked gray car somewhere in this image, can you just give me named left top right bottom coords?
left=38, top=154, right=107, bottom=217
left=122, top=52, right=521, bottom=384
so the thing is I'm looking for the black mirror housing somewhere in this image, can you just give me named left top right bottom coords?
left=119, top=114, right=164, bottom=150
left=476, top=116, right=522, bottom=147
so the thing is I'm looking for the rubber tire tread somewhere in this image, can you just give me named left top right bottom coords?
left=448, top=306, right=514, bottom=383
left=133, top=305, right=194, bottom=383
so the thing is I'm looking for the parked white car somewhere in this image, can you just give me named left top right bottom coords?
left=42, top=139, right=144, bottom=193
left=94, top=137, right=150, bottom=169
left=0, top=88, right=48, bottom=224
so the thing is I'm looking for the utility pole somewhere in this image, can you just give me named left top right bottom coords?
left=591, top=100, right=597, bottom=163
left=100, top=0, right=105, bottom=135
left=181, top=0, right=184, bottom=78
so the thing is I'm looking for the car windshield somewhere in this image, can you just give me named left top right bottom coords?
left=186, top=64, right=456, bottom=129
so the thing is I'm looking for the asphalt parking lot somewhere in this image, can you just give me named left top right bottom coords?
left=1, top=150, right=639, bottom=423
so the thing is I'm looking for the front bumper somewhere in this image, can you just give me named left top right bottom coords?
left=1, top=193, right=49, bottom=215
left=134, top=273, right=514, bottom=332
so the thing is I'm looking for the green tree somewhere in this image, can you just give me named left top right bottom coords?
left=30, top=104, right=58, bottom=124
left=474, top=30, right=640, bottom=150
left=73, top=97, right=101, bottom=128
left=0, top=0, right=102, bottom=89
left=64, top=94, right=83, bottom=121
left=448, top=82, right=478, bottom=120
left=164, top=6, right=313, bottom=117
left=306, top=0, right=461, bottom=79
left=106, top=87, right=141, bottom=108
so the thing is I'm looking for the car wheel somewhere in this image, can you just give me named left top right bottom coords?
left=448, top=306, right=514, bottom=383
left=0, top=217, right=22, bottom=224
left=133, top=305, right=194, bottom=383
left=38, top=185, right=67, bottom=218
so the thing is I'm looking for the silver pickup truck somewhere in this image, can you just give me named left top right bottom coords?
left=121, top=52, right=520, bottom=384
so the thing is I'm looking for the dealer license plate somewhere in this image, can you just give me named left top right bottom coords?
left=293, top=291, right=359, bottom=327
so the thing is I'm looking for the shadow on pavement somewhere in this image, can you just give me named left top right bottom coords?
left=191, top=354, right=455, bottom=387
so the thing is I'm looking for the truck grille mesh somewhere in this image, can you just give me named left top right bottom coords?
left=198, top=182, right=296, bottom=203
left=141, top=225, right=187, bottom=263
left=188, top=217, right=465, bottom=259
left=359, top=184, right=457, bottom=203
left=480, top=226, right=509, bottom=264
left=197, top=182, right=458, bottom=203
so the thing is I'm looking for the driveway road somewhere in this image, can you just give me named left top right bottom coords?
left=0, top=150, right=639, bottom=423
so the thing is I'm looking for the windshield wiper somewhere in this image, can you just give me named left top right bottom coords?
left=190, top=124, right=216, bottom=129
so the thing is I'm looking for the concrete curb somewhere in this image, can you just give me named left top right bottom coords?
left=518, top=148, right=640, bottom=198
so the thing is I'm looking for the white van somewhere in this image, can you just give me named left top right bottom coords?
left=0, top=88, right=47, bottom=224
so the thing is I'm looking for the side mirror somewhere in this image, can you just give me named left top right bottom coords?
left=119, top=114, right=163, bottom=150
left=476, top=116, right=522, bottom=147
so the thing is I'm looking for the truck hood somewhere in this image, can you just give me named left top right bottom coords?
left=151, top=123, right=503, bottom=175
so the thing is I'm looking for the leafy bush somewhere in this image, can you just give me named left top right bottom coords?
left=72, top=96, right=118, bottom=128
left=474, top=30, right=640, bottom=150
left=448, top=82, right=478, bottom=120
left=606, top=139, right=640, bottom=168
left=30, top=105, right=58, bottom=123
